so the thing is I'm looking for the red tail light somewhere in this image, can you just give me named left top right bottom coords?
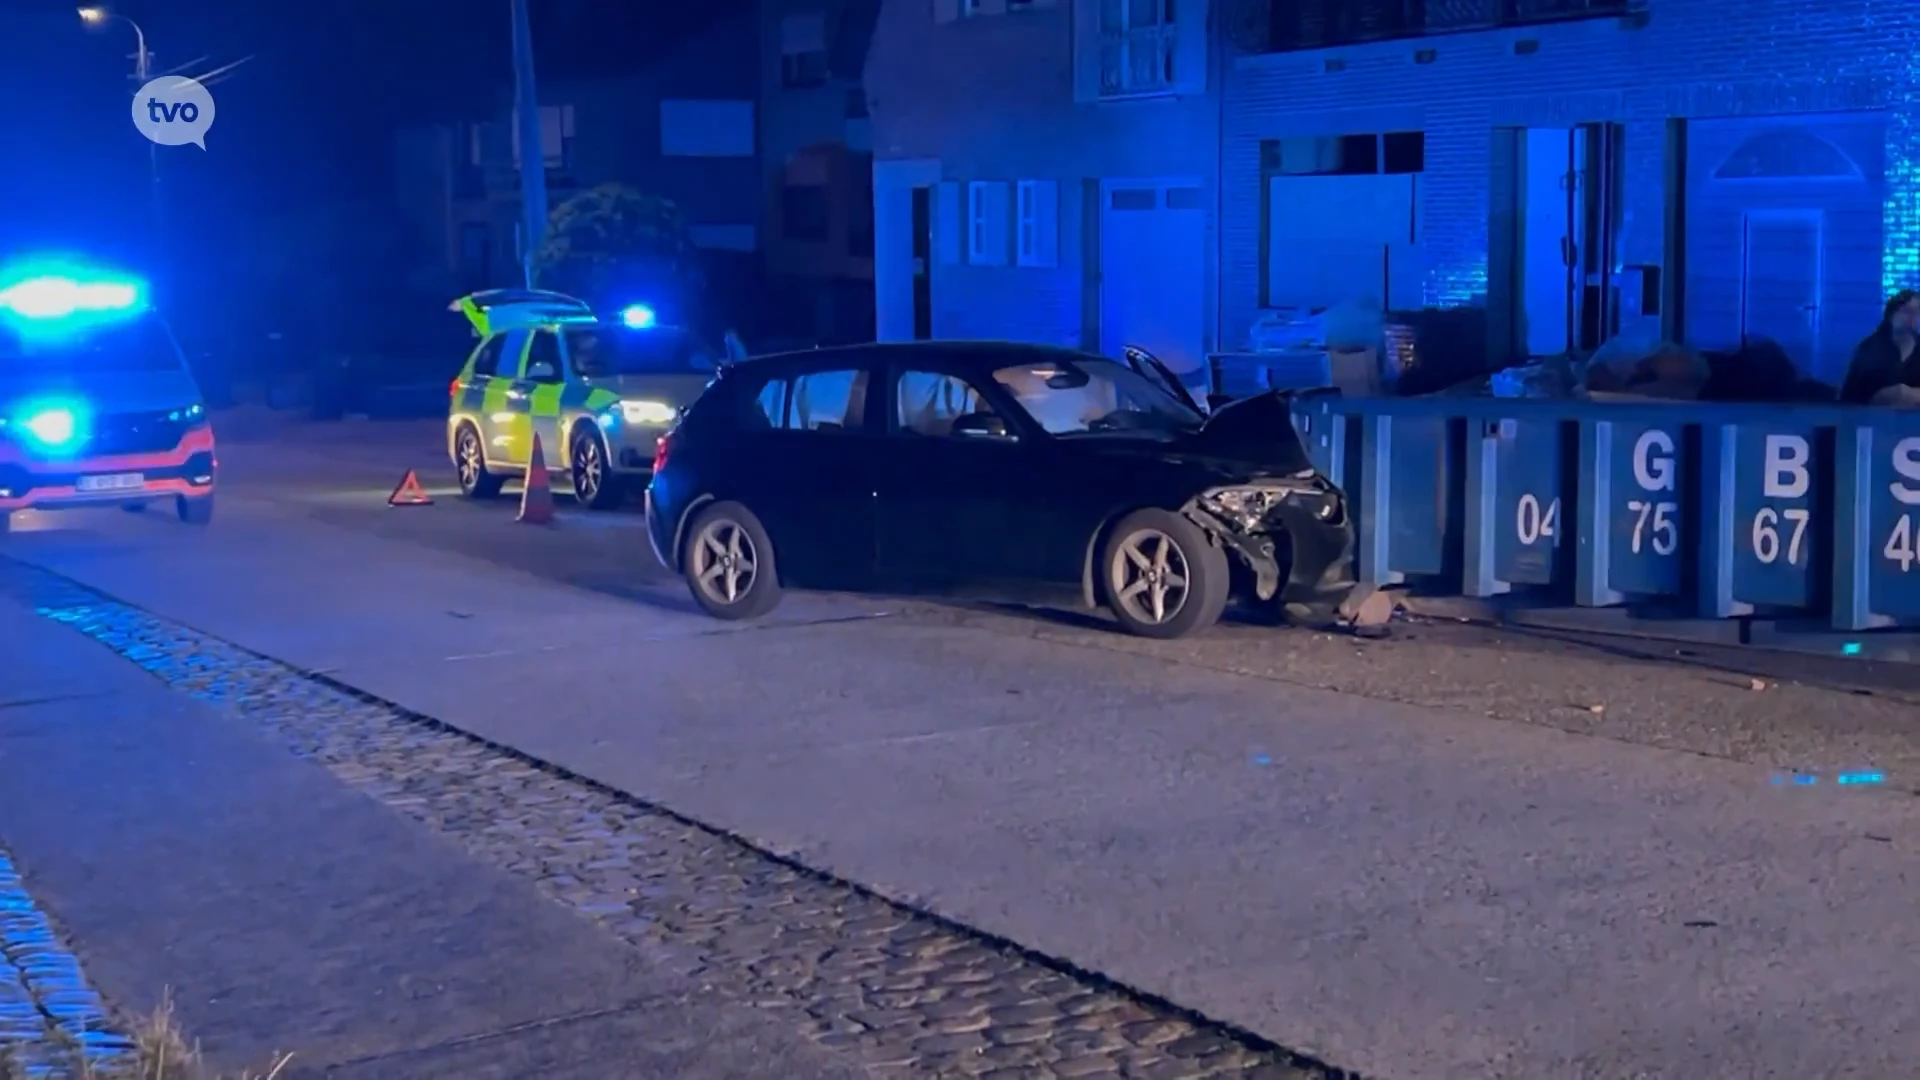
left=449, top=377, right=461, bottom=398
left=652, top=433, right=671, bottom=472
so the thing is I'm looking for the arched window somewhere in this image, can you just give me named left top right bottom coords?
left=1714, top=128, right=1862, bottom=181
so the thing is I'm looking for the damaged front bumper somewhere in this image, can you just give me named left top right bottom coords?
left=1185, top=480, right=1383, bottom=629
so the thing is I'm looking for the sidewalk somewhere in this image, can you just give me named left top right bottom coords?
left=7, top=488, right=1920, bottom=1077
left=0, top=596, right=858, bottom=1079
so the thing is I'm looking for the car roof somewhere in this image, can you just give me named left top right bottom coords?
left=738, top=340, right=1109, bottom=376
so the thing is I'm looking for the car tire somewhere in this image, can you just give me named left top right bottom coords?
left=681, top=500, right=783, bottom=620
left=569, top=426, right=623, bottom=510
left=176, top=494, right=214, bottom=525
left=454, top=423, right=504, bottom=499
left=1100, top=508, right=1230, bottom=640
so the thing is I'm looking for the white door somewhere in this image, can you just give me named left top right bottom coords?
left=873, top=159, right=941, bottom=342
left=1741, top=211, right=1824, bottom=371
left=1098, top=180, right=1205, bottom=379
left=1519, top=128, right=1577, bottom=357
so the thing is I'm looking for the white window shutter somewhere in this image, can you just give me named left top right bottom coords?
left=1174, top=0, right=1207, bottom=96
left=933, top=0, right=960, bottom=23
left=1016, top=180, right=1059, bottom=268
left=1029, top=181, right=1059, bottom=268
left=979, top=182, right=1011, bottom=266
left=935, top=181, right=961, bottom=264
left=1071, top=0, right=1101, bottom=103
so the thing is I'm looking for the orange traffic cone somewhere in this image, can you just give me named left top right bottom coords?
left=517, top=433, right=556, bottom=525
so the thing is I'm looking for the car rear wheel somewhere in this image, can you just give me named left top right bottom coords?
left=1101, top=508, right=1230, bottom=640
left=569, top=427, right=622, bottom=510
left=454, top=423, right=504, bottom=499
left=176, top=494, right=214, bottom=525
left=682, top=501, right=783, bottom=620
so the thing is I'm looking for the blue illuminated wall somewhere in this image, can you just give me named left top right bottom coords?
left=866, top=0, right=1219, bottom=362
left=1220, top=0, right=1920, bottom=354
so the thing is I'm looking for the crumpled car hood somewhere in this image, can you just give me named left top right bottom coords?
left=1176, top=392, right=1314, bottom=475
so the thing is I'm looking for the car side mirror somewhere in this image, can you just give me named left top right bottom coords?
left=952, top=412, right=1013, bottom=440
left=526, top=361, right=561, bottom=382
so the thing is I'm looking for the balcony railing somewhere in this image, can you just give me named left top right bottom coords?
left=1099, top=24, right=1179, bottom=96
left=1266, top=0, right=1633, bottom=52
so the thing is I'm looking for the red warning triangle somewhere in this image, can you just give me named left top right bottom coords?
left=387, top=470, right=434, bottom=507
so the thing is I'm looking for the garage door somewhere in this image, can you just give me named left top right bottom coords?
left=1683, top=113, right=1885, bottom=384
left=1098, top=181, right=1205, bottom=379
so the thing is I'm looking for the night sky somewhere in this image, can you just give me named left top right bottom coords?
left=0, top=0, right=732, bottom=288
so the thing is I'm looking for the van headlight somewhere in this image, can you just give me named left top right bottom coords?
left=618, top=400, right=677, bottom=425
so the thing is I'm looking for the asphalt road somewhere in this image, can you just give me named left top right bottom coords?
left=4, top=414, right=1920, bottom=1078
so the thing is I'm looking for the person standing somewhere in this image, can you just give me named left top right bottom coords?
left=1840, top=290, right=1920, bottom=405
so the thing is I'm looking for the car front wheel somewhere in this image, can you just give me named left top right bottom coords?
left=1100, top=508, right=1230, bottom=639
left=569, top=427, right=622, bottom=510
left=454, top=424, right=504, bottom=499
left=681, top=501, right=783, bottom=620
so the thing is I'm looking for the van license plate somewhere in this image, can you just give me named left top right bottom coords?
left=77, top=473, right=143, bottom=492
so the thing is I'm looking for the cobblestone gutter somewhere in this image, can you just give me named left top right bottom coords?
left=1, top=558, right=1358, bottom=1080
left=0, top=848, right=133, bottom=1077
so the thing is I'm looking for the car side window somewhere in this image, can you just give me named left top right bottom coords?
left=747, top=377, right=788, bottom=429
left=470, top=334, right=508, bottom=377
left=525, top=329, right=564, bottom=383
left=789, top=369, right=869, bottom=432
left=894, top=370, right=996, bottom=438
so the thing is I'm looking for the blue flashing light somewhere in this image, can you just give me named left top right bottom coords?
left=0, top=276, right=142, bottom=321
left=9, top=401, right=87, bottom=453
left=620, top=304, right=657, bottom=329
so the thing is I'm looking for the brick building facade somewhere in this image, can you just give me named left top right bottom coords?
left=1225, top=0, right=1920, bottom=384
left=870, top=0, right=1920, bottom=387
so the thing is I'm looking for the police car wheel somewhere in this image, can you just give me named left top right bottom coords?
left=569, top=428, right=622, bottom=510
left=455, top=424, right=504, bottom=499
left=682, top=501, right=783, bottom=620
left=176, top=495, right=214, bottom=526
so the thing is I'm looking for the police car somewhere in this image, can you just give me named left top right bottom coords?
left=0, top=266, right=217, bottom=532
left=446, top=289, right=744, bottom=509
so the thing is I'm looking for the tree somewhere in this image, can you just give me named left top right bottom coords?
left=531, top=183, right=702, bottom=317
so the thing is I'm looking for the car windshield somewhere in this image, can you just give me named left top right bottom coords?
left=990, top=357, right=1201, bottom=436
left=0, top=313, right=185, bottom=374
left=566, top=326, right=718, bottom=377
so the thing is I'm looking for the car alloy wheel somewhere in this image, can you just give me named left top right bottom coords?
left=574, top=437, right=601, bottom=498
left=689, top=517, right=758, bottom=606
left=456, top=430, right=482, bottom=490
left=1110, top=528, right=1192, bottom=626
left=570, top=429, right=621, bottom=509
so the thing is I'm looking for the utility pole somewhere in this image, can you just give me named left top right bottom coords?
left=509, top=0, right=548, bottom=289
left=136, top=43, right=164, bottom=268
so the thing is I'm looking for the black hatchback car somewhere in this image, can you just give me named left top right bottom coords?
left=644, top=341, right=1366, bottom=639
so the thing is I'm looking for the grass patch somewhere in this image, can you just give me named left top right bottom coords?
left=4, top=991, right=292, bottom=1080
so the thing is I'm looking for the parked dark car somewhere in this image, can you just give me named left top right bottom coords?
left=644, top=341, right=1366, bottom=639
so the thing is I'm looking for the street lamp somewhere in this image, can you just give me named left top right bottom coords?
left=78, top=7, right=163, bottom=259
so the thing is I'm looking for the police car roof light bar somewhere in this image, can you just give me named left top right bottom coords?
left=0, top=275, right=144, bottom=321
